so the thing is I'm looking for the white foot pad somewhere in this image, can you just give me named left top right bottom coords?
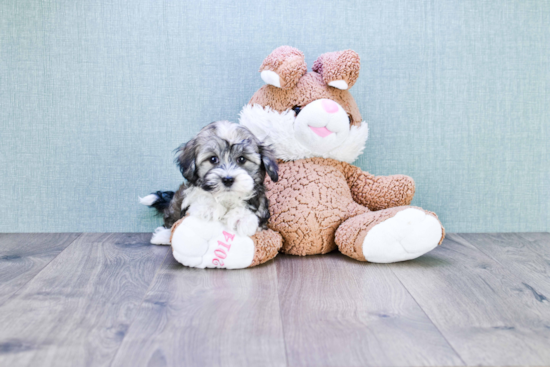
left=362, top=208, right=442, bottom=263
left=171, top=216, right=255, bottom=269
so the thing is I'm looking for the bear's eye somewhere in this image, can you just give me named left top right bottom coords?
left=209, top=156, right=219, bottom=164
left=292, top=106, right=302, bottom=116
left=237, top=156, right=246, bottom=164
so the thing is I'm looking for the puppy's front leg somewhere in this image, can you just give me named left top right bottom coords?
left=186, top=203, right=215, bottom=222
left=185, top=199, right=226, bottom=223
left=225, top=207, right=259, bottom=237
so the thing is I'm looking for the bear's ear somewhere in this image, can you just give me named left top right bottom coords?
left=312, top=50, right=360, bottom=90
left=259, top=46, right=307, bottom=89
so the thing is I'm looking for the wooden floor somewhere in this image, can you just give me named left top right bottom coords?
left=1, top=233, right=549, bottom=367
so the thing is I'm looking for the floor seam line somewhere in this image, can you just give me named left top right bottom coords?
left=453, top=233, right=550, bottom=292
left=275, top=259, right=291, bottom=367
left=388, top=265, right=468, bottom=367
left=107, top=246, right=171, bottom=367
left=511, top=232, right=550, bottom=260
left=453, top=233, right=514, bottom=270
left=0, top=233, right=84, bottom=308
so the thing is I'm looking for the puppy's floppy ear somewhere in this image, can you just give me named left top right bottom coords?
left=175, top=139, right=198, bottom=184
left=259, top=143, right=279, bottom=182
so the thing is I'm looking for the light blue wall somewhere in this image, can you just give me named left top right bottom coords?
left=1, top=0, right=548, bottom=233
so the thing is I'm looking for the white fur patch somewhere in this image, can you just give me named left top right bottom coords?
left=182, top=186, right=259, bottom=236
left=150, top=226, right=172, bottom=245
left=213, top=120, right=243, bottom=144
left=171, top=216, right=255, bottom=269
left=328, top=80, right=348, bottom=90
left=362, top=209, right=442, bottom=263
left=139, top=194, right=158, bottom=206
left=260, top=70, right=281, bottom=88
left=239, top=104, right=369, bottom=163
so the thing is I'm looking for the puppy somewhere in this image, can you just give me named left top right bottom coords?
left=140, top=120, right=278, bottom=245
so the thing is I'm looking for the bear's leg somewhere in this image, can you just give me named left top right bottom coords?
left=249, top=229, right=283, bottom=267
left=335, top=206, right=445, bottom=263
left=170, top=216, right=282, bottom=269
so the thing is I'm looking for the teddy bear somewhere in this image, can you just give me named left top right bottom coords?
left=238, top=46, right=445, bottom=262
left=169, top=46, right=444, bottom=269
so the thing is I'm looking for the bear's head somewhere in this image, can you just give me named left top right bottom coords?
left=239, top=46, right=369, bottom=163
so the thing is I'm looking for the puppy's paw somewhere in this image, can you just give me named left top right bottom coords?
left=187, top=204, right=214, bottom=222
left=235, top=213, right=259, bottom=237
left=225, top=209, right=259, bottom=237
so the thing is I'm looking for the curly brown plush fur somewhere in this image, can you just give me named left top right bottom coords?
left=239, top=46, right=445, bottom=264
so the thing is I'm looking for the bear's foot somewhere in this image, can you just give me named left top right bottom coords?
left=170, top=216, right=281, bottom=269
left=335, top=206, right=444, bottom=263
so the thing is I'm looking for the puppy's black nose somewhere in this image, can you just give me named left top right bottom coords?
left=222, top=177, right=234, bottom=187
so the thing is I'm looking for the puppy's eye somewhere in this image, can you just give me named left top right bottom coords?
left=347, top=113, right=353, bottom=124
left=237, top=156, right=246, bottom=164
left=292, top=106, right=301, bottom=116
left=209, top=156, right=219, bottom=164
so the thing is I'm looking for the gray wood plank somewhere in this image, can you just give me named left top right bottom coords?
left=515, top=232, right=550, bottom=257
left=111, top=256, right=287, bottom=367
left=0, top=233, right=81, bottom=305
left=390, top=233, right=550, bottom=366
left=0, top=233, right=168, bottom=367
left=276, top=253, right=464, bottom=367
left=459, top=233, right=550, bottom=296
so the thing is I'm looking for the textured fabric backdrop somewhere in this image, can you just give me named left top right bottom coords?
left=1, top=0, right=549, bottom=233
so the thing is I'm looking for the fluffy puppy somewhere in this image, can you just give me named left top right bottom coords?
left=140, top=120, right=278, bottom=245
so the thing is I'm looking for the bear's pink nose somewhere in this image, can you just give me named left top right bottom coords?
left=322, top=99, right=339, bottom=113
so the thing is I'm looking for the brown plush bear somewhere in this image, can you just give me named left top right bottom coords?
left=238, top=46, right=445, bottom=263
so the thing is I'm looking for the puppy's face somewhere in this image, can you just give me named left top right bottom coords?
left=176, top=121, right=278, bottom=198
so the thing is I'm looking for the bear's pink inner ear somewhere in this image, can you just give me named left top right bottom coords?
left=259, top=46, right=307, bottom=89
left=312, top=50, right=360, bottom=90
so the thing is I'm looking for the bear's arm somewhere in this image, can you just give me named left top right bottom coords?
left=339, top=161, right=416, bottom=211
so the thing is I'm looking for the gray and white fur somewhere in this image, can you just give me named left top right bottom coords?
left=140, top=120, right=278, bottom=245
